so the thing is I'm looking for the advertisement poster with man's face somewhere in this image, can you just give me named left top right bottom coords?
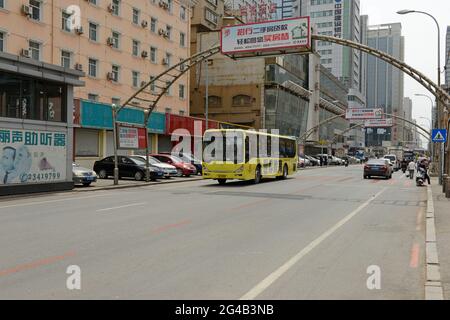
left=0, top=129, right=67, bottom=185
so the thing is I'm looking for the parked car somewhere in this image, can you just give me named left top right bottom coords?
left=305, top=155, right=320, bottom=166
left=130, top=155, right=178, bottom=178
left=93, top=156, right=164, bottom=181
left=298, top=155, right=311, bottom=167
left=313, top=154, right=328, bottom=166
left=162, top=152, right=202, bottom=175
left=150, top=154, right=197, bottom=177
left=364, top=159, right=393, bottom=179
left=333, top=156, right=345, bottom=165
left=72, top=163, right=97, bottom=187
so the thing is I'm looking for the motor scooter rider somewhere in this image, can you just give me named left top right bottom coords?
left=407, top=160, right=416, bottom=179
left=418, top=160, right=431, bottom=185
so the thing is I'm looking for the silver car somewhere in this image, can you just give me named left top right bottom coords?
left=72, top=163, right=97, bottom=187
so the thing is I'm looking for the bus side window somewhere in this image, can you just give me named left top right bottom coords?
left=267, top=136, right=271, bottom=157
left=245, top=136, right=250, bottom=163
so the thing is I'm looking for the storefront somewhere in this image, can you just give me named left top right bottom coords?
left=74, top=100, right=166, bottom=169
left=0, top=51, right=84, bottom=196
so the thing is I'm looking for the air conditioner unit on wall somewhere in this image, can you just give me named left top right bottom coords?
left=162, top=58, right=169, bottom=65
left=107, top=72, right=115, bottom=80
left=141, top=50, right=148, bottom=58
left=75, top=26, right=84, bottom=35
left=107, top=37, right=114, bottom=46
left=21, top=49, right=31, bottom=58
left=74, top=63, right=83, bottom=71
left=158, top=28, right=165, bottom=36
left=141, top=20, right=148, bottom=28
left=21, top=5, right=32, bottom=17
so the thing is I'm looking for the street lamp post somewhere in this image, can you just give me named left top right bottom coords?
left=398, top=9, right=443, bottom=183
left=112, top=104, right=119, bottom=185
left=143, top=109, right=151, bottom=183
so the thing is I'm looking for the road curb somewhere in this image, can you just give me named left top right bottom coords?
left=73, top=177, right=204, bottom=193
left=425, top=185, right=444, bottom=300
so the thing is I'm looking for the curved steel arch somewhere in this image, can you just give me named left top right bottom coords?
left=119, top=45, right=221, bottom=114
left=312, top=35, right=450, bottom=107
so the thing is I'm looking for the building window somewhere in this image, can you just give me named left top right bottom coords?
left=179, top=110, right=185, bottom=116
left=205, top=8, right=218, bottom=25
left=164, top=52, right=172, bottom=67
left=150, top=18, right=157, bottom=33
left=62, top=11, right=71, bottom=32
left=180, top=6, right=186, bottom=20
left=111, top=31, right=120, bottom=49
left=132, top=39, right=140, bottom=57
left=0, top=72, right=67, bottom=122
left=89, top=22, right=98, bottom=41
left=29, top=0, right=41, bottom=21
left=111, top=0, right=120, bottom=16
left=165, top=81, right=171, bottom=95
left=208, top=96, right=222, bottom=107
left=149, top=76, right=156, bottom=92
left=88, top=58, right=98, bottom=77
left=132, top=71, right=140, bottom=88
left=179, top=32, right=185, bottom=47
left=165, top=107, right=172, bottom=114
left=167, top=0, right=173, bottom=12
left=0, top=0, right=4, bottom=9
left=132, top=8, right=140, bottom=25
left=232, top=95, right=252, bottom=106
left=88, top=0, right=97, bottom=5
left=88, top=93, right=98, bottom=102
left=61, top=50, right=71, bottom=68
left=179, top=84, right=185, bottom=99
left=111, top=97, right=120, bottom=106
left=150, top=47, right=157, bottom=63
left=0, top=32, right=4, bottom=52
left=29, top=41, right=40, bottom=60
left=166, top=25, right=172, bottom=40
left=111, top=65, right=120, bottom=82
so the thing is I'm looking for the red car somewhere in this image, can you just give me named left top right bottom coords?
left=150, top=154, right=197, bottom=177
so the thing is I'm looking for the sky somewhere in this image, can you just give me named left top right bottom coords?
left=360, top=0, right=450, bottom=147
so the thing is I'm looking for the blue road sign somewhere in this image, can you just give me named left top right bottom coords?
left=431, top=129, right=447, bottom=143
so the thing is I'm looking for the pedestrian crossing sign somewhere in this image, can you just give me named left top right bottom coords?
left=431, top=129, right=447, bottom=143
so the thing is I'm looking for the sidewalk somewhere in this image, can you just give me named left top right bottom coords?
left=72, top=175, right=203, bottom=192
left=431, top=177, right=450, bottom=299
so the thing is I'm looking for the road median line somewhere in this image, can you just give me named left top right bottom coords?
left=239, top=187, right=387, bottom=300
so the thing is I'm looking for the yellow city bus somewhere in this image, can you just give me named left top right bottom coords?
left=202, top=129, right=298, bottom=185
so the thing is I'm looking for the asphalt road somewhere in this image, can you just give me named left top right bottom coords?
left=0, top=165, right=427, bottom=299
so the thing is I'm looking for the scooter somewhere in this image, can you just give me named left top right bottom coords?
left=416, top=168, right=426, bottom=187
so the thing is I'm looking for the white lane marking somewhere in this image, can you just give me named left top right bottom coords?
left=0, top=193, right=116, bottom=210
left=96, top=202, right=147, bottom=213
left=240, top=187, right=387, bottom=300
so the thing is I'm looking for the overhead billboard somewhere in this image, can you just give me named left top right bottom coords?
left=0, top=128, right=67, bottom=185
left=345, top=108, right=383, bottom=120
left=364, top=118, right=393, bottom=128
left=220, top=17, right=311, bottom=58
left=116, top=123, right=148, bottom=150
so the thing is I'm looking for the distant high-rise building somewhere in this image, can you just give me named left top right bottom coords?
left=366, top=23, right=405, bottom=147
left=445, top=26, right=450, bottom=86
left=302, top=0, right=367, bottom=148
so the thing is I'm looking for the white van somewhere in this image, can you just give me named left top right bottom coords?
left=383, top=154, right=399, bottom=171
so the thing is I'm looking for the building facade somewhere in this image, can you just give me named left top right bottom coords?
left=445, top=26, right=450, bottom=86
left=366, top=23, right=405, bottom=147
left=0, top=0, right=192, bottom=168
left=303, top=0, right=366, bottom=148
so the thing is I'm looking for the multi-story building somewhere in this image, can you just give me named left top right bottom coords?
left=0, top=0, right=192, bottom=168
left=402, top=97, right=415, bottom=147
left=303, top=0, right=366, bottom=148
left=366, top=23, right=405, bottom=147
left=445, top=26, right=450, bottom=86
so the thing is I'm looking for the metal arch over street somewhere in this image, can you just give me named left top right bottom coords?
left=300, top=111, right=431, bottom=144
left=312, top=35, right=450, bottom=107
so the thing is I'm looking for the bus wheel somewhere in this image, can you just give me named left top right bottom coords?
left=282, top=164, right=288, bottom=179
left=218, top=179, right=227, bottom=185
left=254, top=166, right=262, bottom=184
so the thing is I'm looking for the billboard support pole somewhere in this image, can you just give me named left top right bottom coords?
left=143, top=107, right=154, bottom=183
left=112, top=104, right=119, bottom=185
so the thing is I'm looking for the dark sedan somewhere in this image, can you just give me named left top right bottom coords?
left=93, top=156, right=164, bottom=181
left=363, top=159, right=393, bottom=179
